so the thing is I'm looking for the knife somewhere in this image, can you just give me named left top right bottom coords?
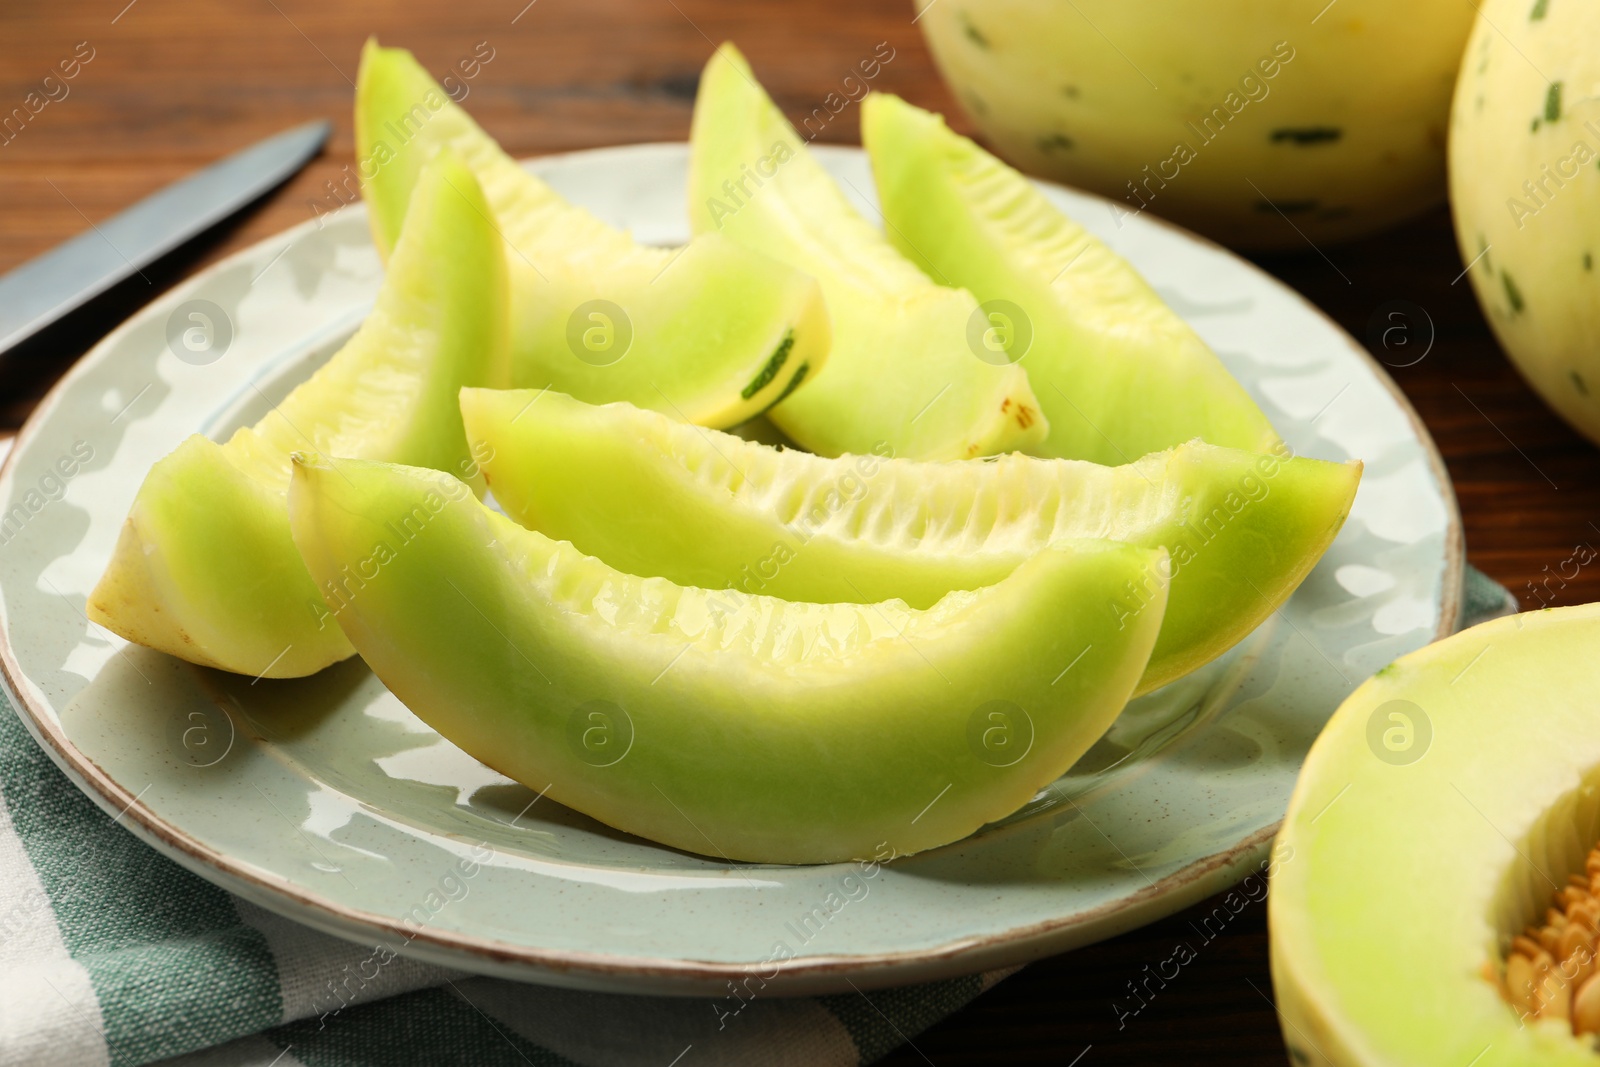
left=0, top=119, right=331, bottom=357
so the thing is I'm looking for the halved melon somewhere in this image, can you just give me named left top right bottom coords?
left=688, top=43, right=1046, bottom=460
left=461, top=387, right=1359, bottom=694
left=287, top=454, right=1168, bottom=863
left=88, top=152, right=508, bottom=678
left=862, top=92, right=1281, bottom=466
left=357, top=40, right=826, bottom=428
left=1271, top=603, right=1600, bottom=1066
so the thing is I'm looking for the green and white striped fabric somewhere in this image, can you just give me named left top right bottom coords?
left=0, top=696, right=1013, bottom=1067
left=0, top=568, right=1516, bottom=1067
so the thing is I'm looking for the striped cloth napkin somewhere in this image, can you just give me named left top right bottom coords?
left=0, top=566, right=1516, bottom=1067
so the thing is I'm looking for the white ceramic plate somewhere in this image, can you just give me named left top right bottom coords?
left=0, top=144, right=1462, bottom=995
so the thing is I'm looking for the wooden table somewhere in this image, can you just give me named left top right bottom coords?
left=2, top=1, right=1593, bottom=1063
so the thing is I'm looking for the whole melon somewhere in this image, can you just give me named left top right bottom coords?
left=1450, top=0, right=1600, bottom=446
left=916, top=0, right=1476, bottom=248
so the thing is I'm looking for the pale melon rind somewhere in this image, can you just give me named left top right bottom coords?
left=288, top=455, right=1167, bottom=864
left=1271, top=604, right=1600, bottom=1066
left=862, top=92, right=1281, bottom=466
left=88, top=152, right=508, bottom=678
left=356, top=40, right=828, bottom=429
left=89, top=435, right=347, bottom=676
left=1449, top=0, right=1600, bottom=446
left=918, top=0, right=1475, bottom=248
left=688, top=42, right=1047, bottom=460
left=461, top=387, right=1359, bottom=696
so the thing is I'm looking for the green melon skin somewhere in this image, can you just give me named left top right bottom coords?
left=1449, top=0, right=1600, bottom=447
left=688, top=43, right=1047, bottom=461
left=1271, top=604, right=1600, bottom=1066
left=288, top=455, right=1167, bottom=864
left=863, top=93, right=1282, bottom=467
left=356, top=41, right=827, bottom=429
left=87, top=152, right=508, bottom=679
left=461, top=388, right=1359, bottom=696
left=917, top=0, right=1475, bottom=249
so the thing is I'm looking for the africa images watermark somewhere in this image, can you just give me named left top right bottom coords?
left=712, top=840, right=901, bottom=1030
left=1523, top=536, right=1599, bottom=608
left=307, top=41, right=496, bottom=227
left=1109, top=438, right=1298, bottom=630
left=703, top=440, right=895, bottom=613
left=702, top=41, right=896, bottom=228
left=0, top=441, right=95, bottom=548
left=306, top=442, right=493, bottom=632
left=1111, top=40, right=1297, bottom=226
left=1, top=41, right=96, bottom=148
left=1505, top=102, right=1600, bottom=230
left=1112, top=841, right=1294, bottom=1029
left=310, top=841, right=497, bottom=1028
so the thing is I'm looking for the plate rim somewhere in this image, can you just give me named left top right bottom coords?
left=0, top=141, right=1466, bottom=993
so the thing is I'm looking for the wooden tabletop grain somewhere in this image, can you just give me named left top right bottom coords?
left=2, top=1, right=1592, bottom=1063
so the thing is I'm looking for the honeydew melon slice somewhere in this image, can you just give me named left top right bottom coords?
left=287, top=454, right=1168, bottom=864
left=688, top=43, right=1046, bottom=460
left=87, top=152, right=508, bottom=679
left=461, top=387, right=1359, bottom=695
left=1270, top=603, right=1600, bottom=1066
left=356, top=40, right=827, bottom=428
left=862, top=92, right=1281, bottom=466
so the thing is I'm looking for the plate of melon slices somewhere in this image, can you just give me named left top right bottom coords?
left=0, top=41, right=1461, bottom=994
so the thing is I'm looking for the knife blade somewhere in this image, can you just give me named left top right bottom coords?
left=0, top=118, right=331, bottom=357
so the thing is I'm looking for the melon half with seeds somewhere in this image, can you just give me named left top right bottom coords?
left=1271, top=604, right=1600, bottom=1065
left=461, top=387, right=1360, bottom=695
left=288, top=455, right=1168, bottom=864
left=1450, top=0, right=1600, bottom=446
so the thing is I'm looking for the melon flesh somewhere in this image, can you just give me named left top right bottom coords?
left=288, top=455, right=1167, bottom=864
left=688, top=43, right=1046, bottom=460
left=88, top=152, right=508, bottom=678
left=461, top=387, right=1359, bottom=695
left=1271, top=604, right=1600, bottom=1066
left=863, top=92, right=1280, bottom=466
left=357, top=41, right=827, bottom=429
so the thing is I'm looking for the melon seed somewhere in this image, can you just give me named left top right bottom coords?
left=1502, top=846, right=1600, bottom=1035
left=1570, top=944, right=1597, bottom=992
left=1579, top=975, right=1600, bottom=1036
left=1545, top=971, right=1574, bottom=1022
left=1507, top=953, right=1540, bottom=1015
left=1560, top=923, right=1592, bottom=964
left=1513, top=934, right=1545, bottom=958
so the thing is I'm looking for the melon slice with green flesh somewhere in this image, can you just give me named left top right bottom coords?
left=288, top=454, right=1167, bottom=864
left=688, top=43, right=1045, bottom=460
left=1271, top=603, right=1600, bottom=1066
left=461, top=387, right=1359, bottom=695
left=862, top=92, right=1281, bottom=466
left=88, top=152, right=508, bottom=679
left=357, top=40, right=826, bottom=428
